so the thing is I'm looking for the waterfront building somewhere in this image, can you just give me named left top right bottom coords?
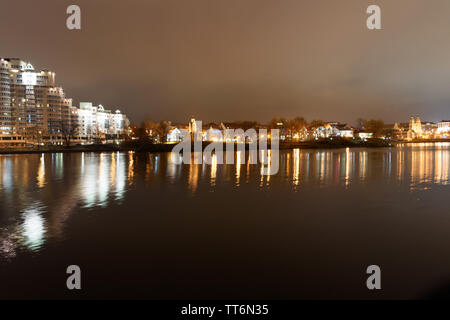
left=188, top=117, right=199, bottom=134
left=292, top=127, right=309, bottom=141
left=312, top=122, right=354, bottom=139
left=166, top=128, right=184, bottom=142
left=274, top=121, right=286, bottom=141
left=0, top=58, right=74, bottom=146
left=437, top=120, right=450, bottom=136
left=407, top=116, right=423, bottom=140
left=421, top=122, right=437, bottom=139
left=393, top=122, right=409, bottom=140
left=358, top=132, right=374, bottom=140
left=203, top=124, right=223, bottom=142
left=333, top=123, right=354, bottom=138
left=78, top=102, right=129, bottom=142
left=312, top=124, right=335, bottom=139
left=393, top=119, right=442, bottom=140
left=0, top=58, right=130, bottom=147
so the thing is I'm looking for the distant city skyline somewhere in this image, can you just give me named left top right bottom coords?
left=3, top=1, right=450, bottom=124
left=4, top=57, right=447, bottom=125
left=1, top=57, right=449, bottom=129
left=0, top=58, right=129, bottom=147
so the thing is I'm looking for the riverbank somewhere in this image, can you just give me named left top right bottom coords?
left=396, top=138, right=450, bottom=143
left=0, top=138, right=394, bottom=155
left=0, top=144, right=126, bottom=155
left=281, top=138, right=392, bottom=149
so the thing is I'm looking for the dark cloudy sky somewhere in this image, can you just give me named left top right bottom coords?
left=2, top=0, right=450, bottom=124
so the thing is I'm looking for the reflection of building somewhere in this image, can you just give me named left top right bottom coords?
left=0, top=152, right=129, bottom=257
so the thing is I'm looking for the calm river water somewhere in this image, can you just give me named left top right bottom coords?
left=1, top=143, right=450, bottom=299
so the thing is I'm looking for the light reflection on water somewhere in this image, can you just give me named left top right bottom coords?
left=21, top=203, right=46, bottom=251
left=0, top=143, right=449, bottom=258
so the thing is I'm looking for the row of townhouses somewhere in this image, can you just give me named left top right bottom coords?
left=165, top=118, right=363, bottom=143
left=0, top=58, right=129, bottom=147
left=164, top=117, right=450, bottom=143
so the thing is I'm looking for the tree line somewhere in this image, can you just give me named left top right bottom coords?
left=132, top=117, right=390, bottom=141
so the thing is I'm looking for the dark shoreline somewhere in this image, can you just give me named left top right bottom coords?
left=4, top=138, right=450, bottom=156
left=0, top=138, right=398, bottom=155
left=398, top=139, right=450, bottom=143
left=3, top=138, right=448, bottom=155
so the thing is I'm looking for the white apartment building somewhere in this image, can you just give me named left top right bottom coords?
left=437, top=121, right=450, bottom=134
left=0, top=58, right=74, bottom=146
left=0, top=58, right=130, bottom=147
left=78, top=102, right=130, bottom=142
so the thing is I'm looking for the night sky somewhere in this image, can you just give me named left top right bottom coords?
left=2, top=0, right=450, bottom=124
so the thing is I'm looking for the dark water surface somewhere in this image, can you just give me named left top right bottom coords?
left=1, top=143, right=450, bottom=299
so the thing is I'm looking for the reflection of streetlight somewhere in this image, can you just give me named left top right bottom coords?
left=37, top=130, right=42, bottom=150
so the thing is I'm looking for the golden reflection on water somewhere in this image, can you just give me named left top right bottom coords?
left=37, top=154, right=45, bottom=188
left=210, top=154, right=217, bottom=187
left=259, top=149, right=272, bottom=187
left=435, top=149, right=449, bottom=185
left=359, top=151, right=367, bottom=181
left=0, top=152, right=130, bottom=257
left=236, top=151, right=242, bottom=186
left=293, top=149, right=300, bottom=186
left=167, top=152, right=181, bottom=183
left=345, top=148, right=351, bottom=188
left=0, top=143, right=450, bottom=257
left=188, top=163, right=199, bottom=193
left=405, top=143, right=450, bottom=188
left=128, top=151, right=135, bottom=182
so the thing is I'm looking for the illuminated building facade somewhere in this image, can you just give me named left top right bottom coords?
left=78, top=102, right=130, bottom=142
left=0, top=58, right=74, bottom=146
left=0, top=58, right=129, bottom=146
left=312, top=123, right=352, bottom=139
left=407, top=116, right=423, bottom=140
left=437, top=121, right=450, bottom=137
left=166, top=128, right=184, bottom=142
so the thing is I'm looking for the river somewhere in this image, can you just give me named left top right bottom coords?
left=1, top=143, right=450, bottom=299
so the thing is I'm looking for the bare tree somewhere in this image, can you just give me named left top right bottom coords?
left=308, top=120, right=325, bottom=129
left=59, top=121, right=79, bottom=147
left=363, top=119, right=385, bottom=138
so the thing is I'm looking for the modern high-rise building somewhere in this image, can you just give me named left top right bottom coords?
left=0, top=58, right=74, bottom=146
left=0, top=58, right=129, bottom=147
